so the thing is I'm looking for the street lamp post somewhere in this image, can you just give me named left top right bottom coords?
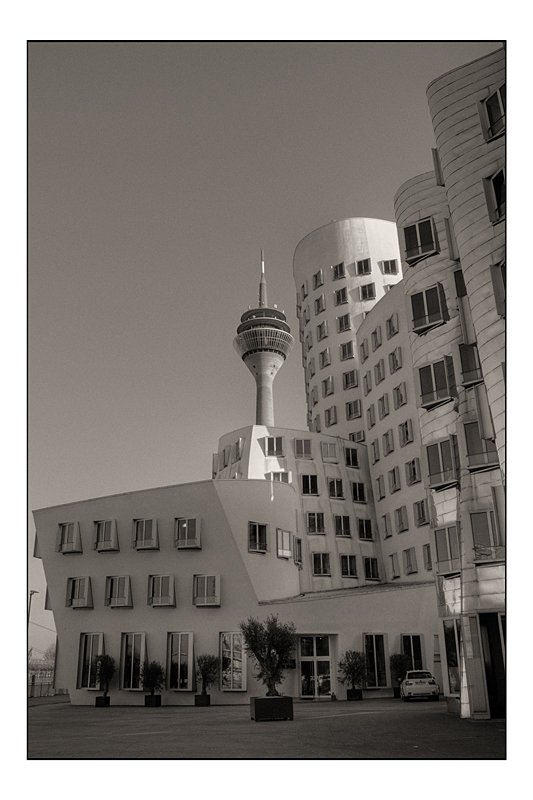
left=28, top=590, right=39, bottom=636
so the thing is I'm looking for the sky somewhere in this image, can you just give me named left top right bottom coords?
left=28, top=40, right=501, bottom=655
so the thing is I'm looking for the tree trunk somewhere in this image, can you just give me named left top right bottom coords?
left=266, top=678, right=280, bottom=697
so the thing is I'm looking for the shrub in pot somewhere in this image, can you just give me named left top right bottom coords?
left=141, top=660, right=166, bottom=706
left=195, top=654, right=220, bottom=706
left=390, top=653, right=411, bottom=698
left=95, top=654, right=116, bottom=707
left=338, top=650, right=367, bottom=701
left=239, top=614, right=297, bottom=721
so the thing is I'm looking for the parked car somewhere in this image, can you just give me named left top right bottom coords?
left=400, top=670, right=440, bottom=701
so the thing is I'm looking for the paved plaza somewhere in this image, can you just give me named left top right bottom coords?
left=28, top=696, right=506, bottom=759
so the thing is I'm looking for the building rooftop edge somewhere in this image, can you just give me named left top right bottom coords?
left=425, top=47, right=504, bottom=95
left=259, top=580, right=435, bottom=604
left=293, top=217, right=396, bottom=254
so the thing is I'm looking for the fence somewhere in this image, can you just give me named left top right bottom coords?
left=27, top=676, right=68, bottom=698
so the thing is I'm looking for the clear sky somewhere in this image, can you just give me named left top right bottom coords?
left=28, top=40, right=500, bottom=652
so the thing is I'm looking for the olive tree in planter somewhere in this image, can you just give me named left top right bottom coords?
left=141, top=661, right=166, bottom=706
left=95, top=654, right=116, bottom=707
left=390, top=653, right=411, bottom=698
left=239, top=614, right=297, bottom=721
left=195, top=654, right=220, bottom=706
left=338, top=650, right=367, bottom=701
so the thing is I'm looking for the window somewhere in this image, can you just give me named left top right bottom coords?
left=339, top=341, right=354, bottom=362
left=66, top=577, right=93, bottom=609
left=483, top=169, right=505, bottom=223
left=334, top=287, right=348, bottom=306
left=443, top=619, right=461, bottom=694
left=367, top=404, right=376, bottom=428
left=310, top=385, right=318, bottom=406
left=471, top=510, right=503, bottom=559
left=360, top=283, right=376, bottom=300
left=374, top=359, right=385, bottom=384
left=219, top=445, right=231, bottom=470
left=360, top=339, right=369, bottom=362
left=324, top=407, right=337, bottom=427
left=405, top=457, right=421, bottom=486
left=402, top=634, right=423, bottom=670
left=212, top=453, right=218, bottom=479
left=266, top=436, right=284, bottom=456
left=376, top=475, right=385, bottom=500
left=345, top=447, right=359, bottom=468
left=370, top=439, right=380, bottom=464
left=399, top=419, right=413, bottom=447
left=403, top=218, right=438, bottom=263
left=249, top=522, right=267, bottom=553
left=328, top=478, right=344, bottom=498
left=335, top=515, right=351, bottom=537
left=432, top=147, right=445, bottom=186
left=307, top=512, right=325, bottom=534
left=479, top=83, right=505, bottom=140
left=56, top=521, right=82, bottom=554
left=77, top=633, right=103, bottom=689
left=94, top=520, right=118, bottom=552
left=148, top=575, right=175, bottom=607
left=342, top=369, right=357, bottom=390
left=351, top=430, right=365, bottom=443
left=341, top=555, right=357, bottom=578
left=301, top=281, right=308, bottom=299
left=383, top=429, right=394, bottom=456
left=464, top=421, right=499, bottom=471
left=305, top=332, right=313, bottom=351
left=312, top=552, right=331, bottom=576
left=435, top=525, right=460, bottom=572
left=393, top=382, right=407, bottom=409
left=378, top=393, right=389, bottom=420
left=294, top=537, right=303, bottom=566
left=363, top=371, right=372, bottom=395
left=121, top=632, right=146, bottom=690
left=314, top=295, right=326, bottom=315
left=382, top=259, right=398, bottom=275
left=168, top=632, right=193, bottom=690
left=221, top=632, right=246, bottom=690
left=423, top=544, right=432, bottom=571
left=403, top=548, right=418, bottom=575
left=193, top=574, right=220, bottom=606
left=337, top=313, right=351, bottom=333
left=426, top=436, right=458, bottom=489
left=175, top=517, right=201, bottom=549
left=386, top=313, right=399, bottom=339
left=322, top=376, right=334, bottom=397
left=277, top=528, right=292, bottom=559
left=390, top=553, right=400, bottom=579
left=302, top=475, right=318, bottom=495
left=132, top=518, right=158, bottom=550
left=358, top=518, right=372, bottom=540
left=490, top=260, right=505, bottom=316
left=302, top=306, right=310, bottom=325
left=295, top=438, right=312, bottom=458
left=419, top=357, right=455, bottom=408
left=317, top=320, right=328, bottom=341
left=319, top=348, right=331, bottom=368
left=411, top=284, right=448, bottom=333
left=105, top=576, right=132, bottom=608
left=458, top=343, right=483, bottom=386
left=313, top=269, right=324, bottom=290
left=382, top=513, right=392, bottom=538
left=352, top=482, right=366, bottom=503
left=314, top=415, right=321, bottom=433
left=365, top=633, right=386, bottom=685
left=388, top=347, right=402, bottom=373
left=364, top=559, right=380, bottom=582
left=394, top=506, right=409, bottom=533
left=232, top=437, right=245, bottom=463
left=346, top=399, right=362, bottom=420
left=357, top=258, right=371, bottom=275
left=388, top=465, right=400, bottom=492
left=332, top=262, right=345, bottom=280
left=267, top=471, right=290, bottom=483
left=413, top=499, right=429, bottom=527
left=371, top=326, right=382, bottom=351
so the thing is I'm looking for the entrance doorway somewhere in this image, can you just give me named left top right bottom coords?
left=300, top=635, right=331, bottom=698
left=479, top=612, right=506, bottom=718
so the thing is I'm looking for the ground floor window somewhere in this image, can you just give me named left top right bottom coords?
left=121, top=632, right=145, bottom=690
left=365, top=633, right=387, bottom=687
left=402, top=634, right=423, bottom=670
left=443, top=619, right=461, bottom=694
left=77, top=632, right=103, bottom=689
left=168, top=632, right=194, bottom=691
left=300, top=635, right=331, bottom=698
left=221, top=632, right=246, bottom=691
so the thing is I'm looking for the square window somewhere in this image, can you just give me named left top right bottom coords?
left=350, top=430, right=366, bottom=443
left=341, top=554, right=357, bottom=578
left=248, top=522, right=267, bottom=553
left=295, top=438, right=312, bottom=458
left=319, top=348, right=331, bottom=369
left=321, top=441, right=337, bottom=460
left=66, top=577, right=93, bottom=609
left=337, top=313, right=351, bottom=333
left=334, top=287, right=348, bottom=306
left=313, top=269, right=324, bottom=290
left=133, top=519, right=159, bottom=550
left=345, top=447, right=359, bottom=468
left=324, top=406, right=337, bottom=427
left=335, top=515, right=351, bottom=537
left=382, top=259, right=398, bottom=275
left=403, top=218, right=438, bottom=264
left=307, top=512, right=325, bottom=534
left=357, top=258, right=371, bottom=275
left=148, top=574, right=175, bottom=607
left=340, top=341, right=354, bottom=361
left=371, top=326, right=382, bottom=351
left=411, top=284, right=448, bottom=333
left=322, top=376, right=334, bottom=397
left=342, top=369, right=358, bottom=390
left=332, top=262, right=345, bottom=280
left=346, top=400, right=361, bottom=420
left=419, top=358, right=455, bottom=409
left=94, top=520, right=119, bottom=552
left=360, top=283, right=376, bottom=301
left=328, top=478, right=344, bottom=498
left=105, top=575, right=133, bottom=608
left=426, top=436, right=458, bottom=489
left=175, top=518, right=201, bottom=549
left=193, top=574, right=220, bottom=606
left=57, top=521, right=82, bottom=554
left=312, top=552, right=331, bottom=576
left=302, top=475, right=319, bottom=495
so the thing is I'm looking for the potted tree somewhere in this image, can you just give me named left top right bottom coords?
left=240, top=614, right=297, bottom=721
left=141, top=660, right=166, bottom=706
left=195, top=654, right=220, bottom=706
left=390, top=653, right=411, bottom=698
left=338, top=650, right=367, bottom=701
left=95, top=654, right=116, bottom=707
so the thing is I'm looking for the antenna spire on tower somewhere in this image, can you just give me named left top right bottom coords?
left=259, top=249, right=268, bottom=308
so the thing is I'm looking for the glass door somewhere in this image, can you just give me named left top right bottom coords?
left=300, top=636, right=331, bottom=698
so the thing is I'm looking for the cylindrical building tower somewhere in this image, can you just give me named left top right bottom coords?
left=233, top=254, right=294, bottom=426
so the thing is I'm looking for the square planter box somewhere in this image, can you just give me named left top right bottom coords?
left=95, top=696, right=110, bottom=707
left=250, top=696, right=293, bottom=721
left=195, top=695, right=211, bottom=706
left=145, top=695, right=162, bottom=707
left=347, top=689, right=363, bottom=701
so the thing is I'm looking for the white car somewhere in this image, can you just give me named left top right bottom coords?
left=400, top=670, right=440, bottom=701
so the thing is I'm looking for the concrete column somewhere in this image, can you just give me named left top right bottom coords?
left=243, top=351, right=285, bottom=426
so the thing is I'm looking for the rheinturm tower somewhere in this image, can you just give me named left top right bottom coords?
left=233, top=252, right=294, bottom=425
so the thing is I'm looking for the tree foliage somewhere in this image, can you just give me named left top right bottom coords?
left=95, top=654, right=116, bottom=697
left=338, top=650, right=367, bottom=691
left=239, top=614, right=297, bottom=696
left=196, top=654, right=220, bottom=695
left=141, top=661, right=166, bottom=695
left=389, top=653, right=412, bottom=685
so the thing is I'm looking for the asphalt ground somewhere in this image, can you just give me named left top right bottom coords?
left=28, top=696, right=505, bottom=759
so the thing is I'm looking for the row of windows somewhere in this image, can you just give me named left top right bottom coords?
left=362, top=348, right=403, bottom=395
left=305, top=511, right=372, bottom=538
left=66, top=573, right=222, bottom=609
left=367, top=384, right=407, bottom=427
left=301, top=476, right=368, bottom=502
left=376, top=458, right=423, bottom=501
left=301, top=259, right=398, bottom=300
left=434, top=508, right=504, bottom=570
left=367, top=420, right=415, bottom=454
left=304, top=335, right=358, bottom=365
left=258, top=437, right=361, bottom=467
left=380, top=499, right=429, bottom=539
left=311, top=553, right=379, bottom=579
left=389, top=545, right=432, bottom=578
left=360, top=314, right=399, bottom=362
left=215, top=438, right=246, bottom=472
left=57, top=517, right=202, bottom=555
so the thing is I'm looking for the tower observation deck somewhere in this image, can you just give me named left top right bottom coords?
left=233, top=253, right=294, bottom=426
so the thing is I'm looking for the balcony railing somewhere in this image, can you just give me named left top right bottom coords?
left=428, top=468, right=457, bottom=489
left=466, top=450, right=499, bottom=470
left=233, top=328, right=294, bottom=359
left=473, top=544, right=505, bottom=562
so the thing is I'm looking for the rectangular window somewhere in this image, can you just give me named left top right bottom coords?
left=193, top=574, right=220, bottom=606
left=328, top=478, right=344, bottom=499
left=366, top=404, right=376, bottom=428
left=393, top=382, right=407, bottom=409
left=334, top=287, right=348, bottom=306
left=342, top=369, right=357, bottom=390
left=346, top=399, right=362, bottom=420
left=419, top=357, right=455, bottom=408
left=413, top=499, right=429, bottom=527
left=332, top=262, right=345, bottom=280
left=313, top=269, right=324, bottom=290
left=220, top=444, right=231, bottom=469
left=382, top=512, right=391, bottom=538
left=306, top=512, right=324, bottom=535
left=317, top=320, right=328, bottom=341
left=390, top=553, right=400, bottom=579
left=402, top=634, right=423, bottom=670
left=358, top=518, right=373, bottom=540
left=376, top=475, right=385, bottom=500
left=399, top=419, right=413, bottom=447
left=423, top=544, right=432, bottom=571
left=363, top=371, right=372, bottom=395
left=352, top=482, right=366, bottom=503
left=378, top=393, right=389, bottom=419
left=221, top=632, right=246, bottom=691
left=148, top=574, right=175, bottom=607
left=94, top=520, right=118, bottom=552
left=341, top=554, right=357, bottom=578
left=168, top=632, right=193, bottom=690
left=360, top=339, right=369, bottom=362
left=371, top=439, right=380, bottom=464
left=464, top=421, right=499, bottom=471
left=301, top=281, right=308, bottom=300
left=248, top=522, right=267, bottom=553
left=435, top=525, right=460, bottom=572
left=335, top=515, right=351, bottom=537
left=121, top=632, right=145, bottom=690
left=133, top=518, right=158, bottom=550
left=314, top=415, right=321, bottom=433
left=306, top=332, right=313, bottom=351
left=266, top=436, right=284, bottom=456
left=360, top=283, right=376, bottom=301
left=314, top=295, right=326, bottom=315
left=310, top=385, right=318, bottom=406
left=105, top=576, right=132, bottom=608
left=426, top=436, right=458, bottom=489
left=483, top=169, right=506, bottom=223
left=479, top=83, right=505, bottom=140
left=294, top=537, right=303, bottom=566
left=458, top=343, right=483, bottom=386
left=351, top=430, right=365, bottom=443
left=324, top=406, right=337, bottom=427
left=57, top=521, right=82, bottom=554
left=339, top=342, right=354, bottom=366
left=382, top=259, right=398, bottom=275
left=295, top=438, right=312, bottom=458
left=404, top=218, right=438, bottom=263
left=175, top=518, right=201, bottom=549
left=319, top=348, right=331, bottom=368
left=364, top=559, right=380, bottom=582
left=302, top=475, right=319, bottom=495
left=277, top=529, right=292, bottom=559
left=386, top=313, right=399, bottom=339
left=374, top=359, right=385, bottom=384
left=371, top=326, right=382, bottom=351
left=405, top=458, right=421, bottom=486
left=365, top=633, right=386, bottom=685
left=388, top=465, right=400, bottom=492
left=394, top=506, right=409, bottom=533
left=266, top=471, right=290, bottom=483
left=233, top=437, right=245, bottom=463
left=66, top=577, right=93, bottom=608
left=383, top=429, right=394, bottom=456
left=337, top=313, right=351, bottom=333
left=443, top=619, right=461, bottom=695
left=312, top=552, right=331, bottom=576
left=357, top=258, right=371, bottom=275
left=411, top=284, right=448, bottom=333
left=403, top=548, right=418, bottom=575
left=78, top=633, right=103, bottom=689
left=322, top=376, right=334, bottom=397
left=490, top=261, right=505, bottom=316
left=345, top=447, right=359, bottom=468
left=389, top=347, right=402, bottom=374
left=471, top=510, right=502, bottom=557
